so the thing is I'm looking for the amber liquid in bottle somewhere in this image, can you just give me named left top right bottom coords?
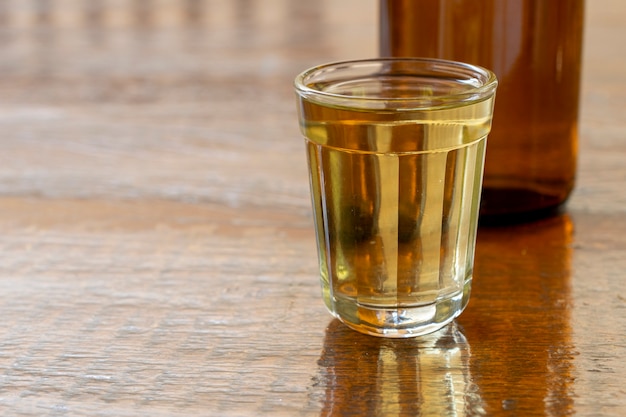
left=380, top=0, right=584, bottom=222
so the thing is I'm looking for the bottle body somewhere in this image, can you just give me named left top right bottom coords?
left=380, top=0, right=584, bottom=220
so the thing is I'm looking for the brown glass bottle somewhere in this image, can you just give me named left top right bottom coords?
left=380, top=0, right=584, bottom=222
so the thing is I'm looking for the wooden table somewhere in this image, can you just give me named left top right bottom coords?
left=0, top=1, right=624, bottom=415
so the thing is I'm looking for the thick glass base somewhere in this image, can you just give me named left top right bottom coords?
left=328, top=280, right=471, bottom=338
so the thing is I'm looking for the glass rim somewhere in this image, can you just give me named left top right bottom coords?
left=294, top=57, right=498, bottom=111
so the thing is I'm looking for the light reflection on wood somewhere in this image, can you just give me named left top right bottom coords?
left=460, top=214, right=574, bottom=415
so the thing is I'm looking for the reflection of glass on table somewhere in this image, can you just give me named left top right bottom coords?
left=313, top=319, right=485, bottom=416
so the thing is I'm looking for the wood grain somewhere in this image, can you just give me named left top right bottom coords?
left=0, top=0, right=624, bottom=416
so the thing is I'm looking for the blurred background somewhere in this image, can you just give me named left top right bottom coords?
left=0, top=0, right=376, bottom=213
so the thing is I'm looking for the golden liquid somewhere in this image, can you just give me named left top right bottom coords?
left=380, top=0, right=584, bottom=219
left=298, top=76, right=494, bottom=335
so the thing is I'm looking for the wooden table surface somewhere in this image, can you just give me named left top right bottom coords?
left=0, top=1, right=624, bottom=416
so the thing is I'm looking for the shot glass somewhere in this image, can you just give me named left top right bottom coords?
left=295, top=58, right=497, bottom=338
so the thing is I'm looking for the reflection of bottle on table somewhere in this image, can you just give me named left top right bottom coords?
left=461, top=214, right=574, bottom=414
